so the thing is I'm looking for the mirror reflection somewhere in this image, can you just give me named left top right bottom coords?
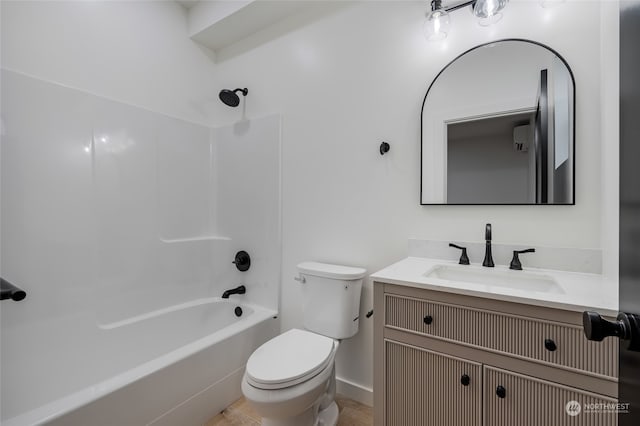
left=421, top=40, right=574, bottom=205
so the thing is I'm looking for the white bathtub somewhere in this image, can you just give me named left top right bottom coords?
left=1, top=298, right=278, bottom=426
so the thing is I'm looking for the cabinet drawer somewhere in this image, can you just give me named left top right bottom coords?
left=384, top=294, right=618, bottom=379
left=484, top=366, right=618, bottom=426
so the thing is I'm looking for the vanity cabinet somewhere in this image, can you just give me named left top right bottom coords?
left=483, top=366, right=616, bottom=426
left=373, top=282, right=619, bottom=426
left=385, top=340, right=481, bottom=426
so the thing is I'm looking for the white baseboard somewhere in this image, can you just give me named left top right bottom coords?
left=336, top=376, right=373, bottom=407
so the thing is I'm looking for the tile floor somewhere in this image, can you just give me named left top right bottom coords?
left=206, top=395, right=373, bottom=426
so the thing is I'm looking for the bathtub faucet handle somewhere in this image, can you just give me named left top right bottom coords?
left=232, top=251, right=251, bottom=272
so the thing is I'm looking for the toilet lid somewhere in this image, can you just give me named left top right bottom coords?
left=246, top=329, right=336, bottom=389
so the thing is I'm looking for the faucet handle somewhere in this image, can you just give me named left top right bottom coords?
left=509, top=248, right=536, bottom=270
left=232, top=251, right=251, bottom=272
left=449, top=243, right=470, bottom=265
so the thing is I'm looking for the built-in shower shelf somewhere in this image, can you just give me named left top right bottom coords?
left=160, top=236, right=231, bottom=244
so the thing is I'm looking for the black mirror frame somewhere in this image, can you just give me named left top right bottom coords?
left=420, top=38, right=576, bottom=206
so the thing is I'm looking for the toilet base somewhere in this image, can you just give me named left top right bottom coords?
left=317, top=401, right=339, bottom=426
left=261, top=401, right=338, bottom=426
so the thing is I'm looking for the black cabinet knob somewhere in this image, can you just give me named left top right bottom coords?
left=460, top=374, right=470, bottom=386
left=544, top=338, right=557, bottom=352
left=423, top=315, right=433, bottom=325
left=496, top=386, right=506, bottom=398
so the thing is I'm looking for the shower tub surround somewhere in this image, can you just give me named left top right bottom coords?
left=0, top=70, right=281, bottom=425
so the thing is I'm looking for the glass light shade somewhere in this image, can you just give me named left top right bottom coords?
left=473, top=0, right=508, bottom=19
left=424, top=8, right=450, bottom=42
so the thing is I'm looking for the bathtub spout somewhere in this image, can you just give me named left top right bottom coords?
left=222, top=285, right=246, bottom=299
left=1, top=278, right=26, bottom=301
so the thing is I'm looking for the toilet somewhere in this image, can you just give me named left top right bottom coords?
left=241, top=261, right=366, bottom=426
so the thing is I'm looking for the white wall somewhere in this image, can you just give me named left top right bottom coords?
left=0, top=0, right=219, bottom=125
left=599, top=0, right=620, bottom=282
left=1, top=0, right=619, bottom=405
left=206, top=0, right=618, bottom=397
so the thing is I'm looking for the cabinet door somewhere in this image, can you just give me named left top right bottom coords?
left=385, top=339, right=481, bottom=426
left=484, top=366, right=618, bottom=426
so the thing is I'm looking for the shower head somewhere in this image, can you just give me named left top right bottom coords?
left=219, top=88, right=248, bottom=107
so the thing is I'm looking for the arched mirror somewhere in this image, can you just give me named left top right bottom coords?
left=420, top=39, right=575, bottom=205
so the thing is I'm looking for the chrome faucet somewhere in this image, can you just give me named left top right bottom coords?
left=483, top=223, right=494, bottom=267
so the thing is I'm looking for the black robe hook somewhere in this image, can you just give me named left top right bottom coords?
left=379, top=141, right=390, bottom=155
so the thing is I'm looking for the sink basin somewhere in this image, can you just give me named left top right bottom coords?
left=424, top=264, right=564, bottom=294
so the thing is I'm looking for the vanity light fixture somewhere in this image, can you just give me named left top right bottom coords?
left=424, top=0, right=451, bottom=41
left=423, top=0, right=509, bottom=41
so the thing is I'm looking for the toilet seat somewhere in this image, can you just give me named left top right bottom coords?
left=246, top=329, right=336, bottom=390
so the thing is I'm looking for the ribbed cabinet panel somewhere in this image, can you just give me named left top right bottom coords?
left=483, top=366, right=618, bottom=426
left=384, top=294, right=617, bottom=379
left=385, top=340, right=481, bottom=426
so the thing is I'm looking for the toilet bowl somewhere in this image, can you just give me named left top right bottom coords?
left=241, top=329, right=339, bottom=426
left=241, top=262, right=366, bottom=426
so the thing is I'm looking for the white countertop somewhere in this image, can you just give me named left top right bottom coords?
left=371, top=257, right=619, bottom=317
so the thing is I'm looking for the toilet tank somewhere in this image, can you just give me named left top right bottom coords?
left=297, top=262, right=366, bottom=339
